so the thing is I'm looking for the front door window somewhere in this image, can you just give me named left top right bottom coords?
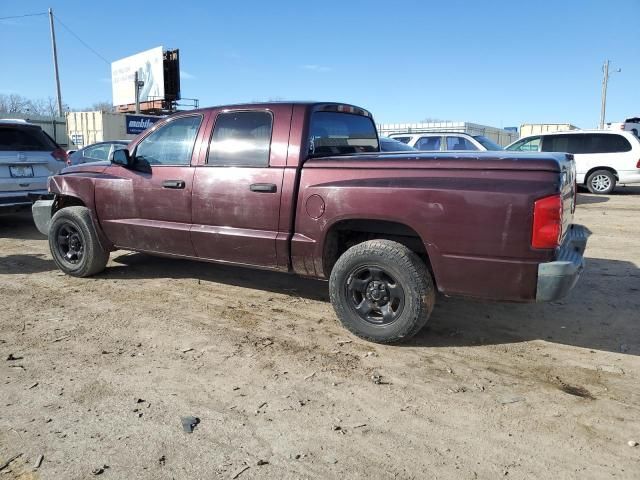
left=135, top=115, right=202, bottom=165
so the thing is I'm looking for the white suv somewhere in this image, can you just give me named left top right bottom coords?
left=389, top=132, right=503, bottom=151
left=506, top=130, right=640, bottom=194
left=0, top=120, right=68, bottom=212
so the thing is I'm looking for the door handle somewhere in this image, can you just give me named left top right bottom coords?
left=162, top=180, right=185, bottom=189
left=250, top=183, right=277, bottom=193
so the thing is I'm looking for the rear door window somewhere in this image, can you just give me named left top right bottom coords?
left=207, top=111, right=273, bottom=166
left=588, top=134, right=632, bottom=153
left=414, top=136, right=442, bottom=150
left=0, top=126, right=57, bottom=151
left=446, top=136, right=479, bottom=151
left=541, top=134, right=577, bottom=153
left=309, top=112, right=378, bottom=157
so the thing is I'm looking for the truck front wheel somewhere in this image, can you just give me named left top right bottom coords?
left=329, top=240, right=435, bottom=343
left=49, top=206, right=109, bottom=277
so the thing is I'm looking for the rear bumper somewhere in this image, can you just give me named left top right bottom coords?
left=536, top=224, right=590, bottom=302
left=617, top=171, right=640, bottom=186
left=0, top=190, right=48, bottom=205
left=32, top=199, right=54, bottom=235
left=0, top=190, right=48, bottom=213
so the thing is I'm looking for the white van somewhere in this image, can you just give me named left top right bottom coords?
left=505, top=130, right=640, bottom=194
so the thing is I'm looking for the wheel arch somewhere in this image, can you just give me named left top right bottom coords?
left=321, top=218, right=436, bottom=286
left=584, top=166, right=618, bottom=184
left=52, top=194, right=86, bottom=214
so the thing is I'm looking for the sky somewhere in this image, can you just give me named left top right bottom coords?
left=1, top=0, right=638, bottom=128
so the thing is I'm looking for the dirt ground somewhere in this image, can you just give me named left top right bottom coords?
left=1, top=188, right=639, bottom=480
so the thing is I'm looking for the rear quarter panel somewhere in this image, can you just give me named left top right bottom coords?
left=293, top=158, right=561, bottom=301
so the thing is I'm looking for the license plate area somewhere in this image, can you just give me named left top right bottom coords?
left=9, top=165, right=34, bottom=178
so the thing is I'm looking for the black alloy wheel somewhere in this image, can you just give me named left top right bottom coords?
left=54, top=222, right=85, bottom=266
left=345, top=265, right=405, bottom=325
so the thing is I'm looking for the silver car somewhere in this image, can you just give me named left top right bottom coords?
left=0, top=120, right=68, bottom=213
left=68, top=140, right=129, bottom=165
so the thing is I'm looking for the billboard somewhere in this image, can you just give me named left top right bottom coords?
left=125, top=114, right=161, bottom=135
left=111, top=47, right=165, bottom=106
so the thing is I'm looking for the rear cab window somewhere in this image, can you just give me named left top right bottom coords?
left=391, top=136, right=412, bottom=144
left=309, top=107, right=379, bottom=158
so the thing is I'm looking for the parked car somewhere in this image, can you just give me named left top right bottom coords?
left=389, top=132, right=503, bottom=151
left=0, top=119, right=68, bottom=213
left=32, top=102, right=587, bottom=344
left=379, top=136, right=417, bottom=152
left=69, top=140, right=129, bottom=165
left=606, top=117, right=640, bottom=138
left=506, top=130, right=640, bottom=194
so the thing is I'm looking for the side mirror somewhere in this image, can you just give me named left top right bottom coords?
left=111, top=148, right=132, bottom=167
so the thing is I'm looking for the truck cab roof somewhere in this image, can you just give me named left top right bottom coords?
left=173, top=101, right=373, bottom=118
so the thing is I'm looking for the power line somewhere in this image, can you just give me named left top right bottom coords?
left=53, top=14, right=110, bottom=65
left=0, top=12, right=47, bottom=20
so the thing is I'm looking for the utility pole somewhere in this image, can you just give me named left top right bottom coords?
left=48, top=8, right=63, bottom=117
left=599, top=60, right=610, bottom=129
left=599, top=60, right=621, bottom=129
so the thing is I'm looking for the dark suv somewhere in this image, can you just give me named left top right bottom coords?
left=0, top=120, right=68, bottom=212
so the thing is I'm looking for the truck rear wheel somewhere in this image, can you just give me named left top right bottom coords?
left=329, top=240, right=435, bottom=343
left=49, top=206, right=109, bottom=277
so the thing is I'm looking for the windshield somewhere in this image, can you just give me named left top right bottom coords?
left=309, top=112, right=379, bottom=157
left=472, top=135, right=503, bottom=151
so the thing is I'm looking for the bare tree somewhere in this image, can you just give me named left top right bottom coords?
left=0, top=94, right=30, bottom=113
left=421, top=117, right=448, bottom=123
left=88, top=101, right=114, bottom=113
left=0, top=94, right=68, bottom=116
left=29, top=97, right=59, bottom=116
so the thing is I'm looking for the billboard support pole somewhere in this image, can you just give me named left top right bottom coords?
left=134, top=71, right=140, bottom=114
left=48, top=8, right=63, bottom=116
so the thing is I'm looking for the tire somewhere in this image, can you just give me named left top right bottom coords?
left=586, top=169, right=616, bottom=194
left=49, top=206, right=109, bottom=277
left=329, top=239, right=436, bottom=344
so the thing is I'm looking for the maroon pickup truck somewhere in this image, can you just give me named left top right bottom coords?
left=32, top=102, right=588, bottom=343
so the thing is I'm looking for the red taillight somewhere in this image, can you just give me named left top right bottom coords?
left=636, top=158, right=640, bottom=168
left=51, top=148, right=69, bottom=165
left=532, top=194, right=562, bottom=249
